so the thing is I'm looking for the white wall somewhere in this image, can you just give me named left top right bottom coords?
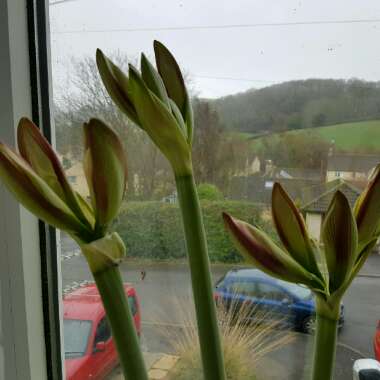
left=0, top=1, right=48, bottom=379
left=306, top=212, right=322, bottom=241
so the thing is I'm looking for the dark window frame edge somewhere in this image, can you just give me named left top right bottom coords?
left=26, top=1, right=63, bottom=379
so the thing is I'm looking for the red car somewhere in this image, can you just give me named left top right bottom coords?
left=64, top=283, right=141, bottom=380
left=375, top=320, right=380, bottom=361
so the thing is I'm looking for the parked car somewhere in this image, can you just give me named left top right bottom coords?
left=64, top=283, right=141, bottom=380
left=374, top=320, right=380, bottom=361
left=214, top=268, right=344, bottom=333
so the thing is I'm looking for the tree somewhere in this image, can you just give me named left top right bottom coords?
left=197, top=183, right=223, bottom=201
left=260, top=132, right=330, bottom=169
left=191, top=99, right=249, bottom=191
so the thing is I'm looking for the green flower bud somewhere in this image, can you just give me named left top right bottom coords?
left=222, top=212, right=324, bottom=291
left=0, top=141, right=86, bottom=234
left=83, top=118, right=127, bottom=230
left=354, top=164, right=380, bottom=252
left=272, top=183, right=322, bottom=277
left=322, top=191, right=358, bottom=292
left=17, top=117, right=92, bottom=228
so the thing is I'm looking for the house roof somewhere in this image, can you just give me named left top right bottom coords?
left=327, top=153, right=380, bottom=173
left=275, top=167, right=323, bottom=181
left=301, top=179, right=361, bottom=213
left=228, top=174, right=319, bottom=205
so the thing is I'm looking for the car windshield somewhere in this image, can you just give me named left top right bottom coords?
left=64, top=319, right=92, bottom=359
left=277, top=281, right=312, bottom=300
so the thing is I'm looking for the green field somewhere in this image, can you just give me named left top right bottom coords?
left=239, top=120, right=380, bottom=153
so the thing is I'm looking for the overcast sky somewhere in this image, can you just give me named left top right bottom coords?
left=50, top=0, right=380, bottom=99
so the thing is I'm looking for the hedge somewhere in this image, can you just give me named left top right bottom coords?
left=115, top=200, right=276, bottom=263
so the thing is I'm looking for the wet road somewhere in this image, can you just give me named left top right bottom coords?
left=61, top=237, right=380, bottom=379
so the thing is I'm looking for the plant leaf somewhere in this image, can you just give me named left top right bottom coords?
left=322, top=191, right=358, bottom=292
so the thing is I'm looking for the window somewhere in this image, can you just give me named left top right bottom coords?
left=94, top=317, right=111, bottom=344
left=227, top=281, right=258, bottom=297
left=48, top=1, right=380, bottom=379
left=256, top=283, right=286, bottom=302
left=128, top=296, right=138, bottom=316
left=64, top=319, right=92, bottom=358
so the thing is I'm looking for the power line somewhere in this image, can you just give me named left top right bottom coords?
left=49, top=0, right=79, bottom=5
left=52, top=18, right=380, bottom=34
left=194, top=75, right=276, bottom=83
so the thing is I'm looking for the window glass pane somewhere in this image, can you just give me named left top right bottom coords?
left=128, top=296, right=137, bottom=316
left=49, top=1, right=380, bottom=379
left=227, top=281, right=257, bottom=297
left=64, top=319, right=92, bottom=358
left=94, top=318, right=111, bottom=344
left=256, top=283, right=284, bottom=301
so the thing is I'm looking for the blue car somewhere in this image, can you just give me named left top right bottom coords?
left=214, top=268, right=344, bottom=333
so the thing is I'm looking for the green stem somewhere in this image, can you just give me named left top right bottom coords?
left=175, top=174, right=226, bottom=380
left=311, top=298, right=340, bottom=380
left=93, top=266, right=148, bottom=380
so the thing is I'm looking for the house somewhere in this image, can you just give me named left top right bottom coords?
left=326, top=153, right=380, bottom=185
left=301, top=179, right=361, bottom=241
left=162, top=192, right=178, bottom=204
left=228, top=173, right=319, bottom=206
left=268, top=167, right=324, bottom=181
left=65, top=161, right=90, bottom=197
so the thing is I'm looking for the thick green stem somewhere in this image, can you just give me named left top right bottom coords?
left=175, top=174, right=226, bottom=380
left=311, top=298, right=340, bottom=380
left=93, top=266, right=148, bottom=380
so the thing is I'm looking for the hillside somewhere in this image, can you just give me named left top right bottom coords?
left=213, top=79, right=380, bottom=134
left=247, top=120, right=380, bottom=153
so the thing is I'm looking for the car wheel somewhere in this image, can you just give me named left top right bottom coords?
left=302, top=316, right=316, bottom=334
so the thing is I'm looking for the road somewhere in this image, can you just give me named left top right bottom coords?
left=61, top=236, right=380, bottom=379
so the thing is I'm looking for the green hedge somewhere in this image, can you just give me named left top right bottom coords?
left=115, top=200, right=275, bottom=263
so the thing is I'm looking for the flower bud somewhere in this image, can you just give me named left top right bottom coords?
left=322, top=191, right=358, bottom=292
left=354, top=164, right=380, bottom=252
left=96, top=49, right=140, bottom=125
left=154, top=40, right=193, bottom=143
left=83, top=118, right=127, bottom=230
left=0, top=142, right=86, bottom=234
left=222, top=212, right=324, bottom=291
left=128, top=65, right=192, bottom=176
left=17, top=118, right=92, bottom=228
left=272, top=183, right=322, bottom=277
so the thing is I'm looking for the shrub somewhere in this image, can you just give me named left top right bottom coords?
left=197, top=183, right=224, bottom=201
left=115, top=200, right=275, bottom=262
left=166, top=297, right=293, bottom=380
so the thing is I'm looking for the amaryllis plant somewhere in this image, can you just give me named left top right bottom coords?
left=96, top=41, right=226, bottom=379
left=223, top=170, right=380, bottom=380
left=0, top=118, right=148, bottom=380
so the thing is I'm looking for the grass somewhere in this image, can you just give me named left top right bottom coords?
left=234, top=120, right=380, bottom=153
left=165, top=296, right=294, bottom=380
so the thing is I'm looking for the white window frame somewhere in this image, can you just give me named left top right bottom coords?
left=0, top=0, right=63, bottom=379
